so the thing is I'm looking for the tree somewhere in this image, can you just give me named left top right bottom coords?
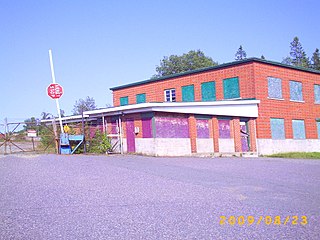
left=288, top=37, right=309, bottom=68
left=281, top=56, right=292, bottom=65
left=41, top=112, right=52, bottom=120
left=23, top=117, right=36, bottom=131
left=235, top=45, right=247, bottom=60
left=72, top=96, right=97, bottom=115
left=155, top=50, right=217, bottom=77
left=311, top=48, right=320, bottom=70
left=60, top=109, right=65, bottom=118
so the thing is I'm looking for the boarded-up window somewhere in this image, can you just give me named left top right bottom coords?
left=270, top=118, right=285, bottom=139
left=223, top=77, right=240, bottom=99
left=136, top=93, right=146, bottom=104
left=290, top=81, right=303, bottom=101
left=110, top=118, right=118, bottom=134
left=142, top=118, right=153, bottom=138
left=155, top=116, right=189, bottom=138
left=182, top=85, right=195, bottom=102
left=218, top=119, right=231, bottom=138
left=196, top=119, right=210, bottom=138
left=268, top=77, right=282, bottom=99
left=120, top=96, right=129, bottom=106
left=292, top=120, right=306, bottom=139
left=314, top=85, right=320, bottom=103
left=201, top=81, right=216, bottom=101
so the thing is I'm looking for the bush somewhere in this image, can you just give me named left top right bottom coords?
left=38, top=125, right=56, bottom=151
left=89, top=130, right=112, bottom=154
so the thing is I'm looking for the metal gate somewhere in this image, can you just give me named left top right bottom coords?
left=0, top=118, right=58, bottom=155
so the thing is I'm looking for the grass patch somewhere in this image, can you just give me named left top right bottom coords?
left=265, top=152, right=320, bottom=159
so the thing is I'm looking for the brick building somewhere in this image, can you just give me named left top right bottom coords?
left=85, top=58, right=320, bottom=156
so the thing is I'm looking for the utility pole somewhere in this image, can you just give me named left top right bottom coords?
left=81, top=109, right=86, bottom=154
left=4, top=118, right=7, bottom=155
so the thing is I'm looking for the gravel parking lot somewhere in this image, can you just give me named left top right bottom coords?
left=0, top=154, right=319, bottom=240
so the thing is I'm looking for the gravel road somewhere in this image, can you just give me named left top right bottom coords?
left=0, top=154, right=319, bottom=239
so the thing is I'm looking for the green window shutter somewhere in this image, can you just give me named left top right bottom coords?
left=120, top=96, right=129, bottom=106
left=182, top=85, right=195, bottom=102
left=292, top=120, right=306, bottom=139
left=270, top=118, right=285, bottom=139
left=136, top=93, right=146, bottom=104
left=223, top=77, right=240, bottom=99
left=201, top=81, right=216, bottom=101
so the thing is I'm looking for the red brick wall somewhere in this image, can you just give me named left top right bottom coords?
left=253, top=62, right=320, bottom=139
left=112, top=61, right=320, bottom=140
left=188, top=115, right=197, bottom=153
left=113, top=63, right=256, bottom=106
left=212, top=117, right=220, bottom=152
left=248, top=119, right=257, bottom=152
left=232, top=118, right=241, bottom=152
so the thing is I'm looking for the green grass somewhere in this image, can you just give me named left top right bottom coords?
left=265, top=152, right=320, bottom=159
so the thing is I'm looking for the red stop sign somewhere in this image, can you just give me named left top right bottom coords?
left=47, top=83, right=63, bottom=99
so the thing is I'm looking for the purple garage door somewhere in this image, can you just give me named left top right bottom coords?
left=126, top=119, right=136, bottom=153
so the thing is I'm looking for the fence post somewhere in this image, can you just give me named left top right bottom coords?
left=4, top=118, right=7, bottom=155
left=52, top=119, right=59, bottom=154
left=82, top=111, right=86, bottom=154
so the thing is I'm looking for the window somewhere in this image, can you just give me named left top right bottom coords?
left=142, top=118, right=153, bottom=138
left=223, top=77, right=240, bottom=99
left=218, top=119, right=231, bottom=138
left=268, top=77, right=282, bottom=99
left=290, top=81, right=303, bottom=101
left=201, top=81, right=216, bottom=101
left=182, top=85, right=195, bottom=102
left=110, top=117, right=118, bottom=134
left=270, top=118, right=285, bottom=139
left=196, top=119, right=210, bottom=138
left=155, top=116, right=189, bottom=138
left=136, top=93, right=146, bottom=104
left=120, top=96, right=128, bottom=106
left=315, top=84, right=320, bottom=103
left=164, top=89, right=176, bottom=102
left=292, top=120, right=306, bottom=139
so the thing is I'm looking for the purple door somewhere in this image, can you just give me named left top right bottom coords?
left=240, top=121, right=250, bottom=152
left=126, top=119, right=136, bottom=153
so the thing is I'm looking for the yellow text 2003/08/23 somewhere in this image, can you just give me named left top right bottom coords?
left=219, top=216, right=308, bottom=226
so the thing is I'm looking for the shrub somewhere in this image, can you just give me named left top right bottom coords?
left=89, top=130, right=112, bottom=154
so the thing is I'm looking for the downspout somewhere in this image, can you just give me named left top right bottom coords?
left=118, top=114, right=124, bottom=154
left=102, top=114, right=105, bottom=134
left=254, top=119, right=259, bottom=156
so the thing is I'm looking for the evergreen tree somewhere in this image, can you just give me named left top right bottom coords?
left=235, top=45, right=247, bottom=60
left=289, top=37, right=309, bottom=68
left=311, top=48, right=320, bottom=70
left=282, top=56, right=292, bottom=65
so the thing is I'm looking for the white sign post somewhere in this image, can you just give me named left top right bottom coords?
left=48, top=49, right=64, bottom=134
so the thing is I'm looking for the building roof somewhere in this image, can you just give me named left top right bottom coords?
left=84, top=100, right=260, bottom=118
left=110, top=57, right=320, bottom=91
left=40, top=114, right=93, bottom=124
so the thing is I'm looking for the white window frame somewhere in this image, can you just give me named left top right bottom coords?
left=164, top=89, right=176, bottom=102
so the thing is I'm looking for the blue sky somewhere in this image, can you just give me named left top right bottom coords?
left=1, top=0, right=319, bottom=123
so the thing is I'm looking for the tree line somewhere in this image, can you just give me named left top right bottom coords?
left=155, top=37, right=320, bottom=77
left=24, top=36, right=320, bottom=124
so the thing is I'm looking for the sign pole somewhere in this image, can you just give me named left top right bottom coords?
left=48, top=49, right=64, bottom=134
